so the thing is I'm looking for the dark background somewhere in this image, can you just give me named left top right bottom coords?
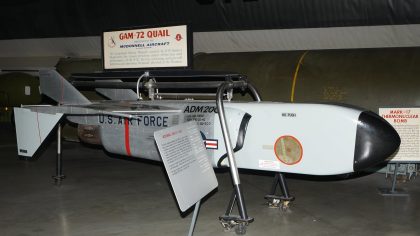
left=1, top=0, right=419, bottom=39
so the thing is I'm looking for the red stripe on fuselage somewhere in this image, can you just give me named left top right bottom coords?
left=124, top=118, right=132, bottom=156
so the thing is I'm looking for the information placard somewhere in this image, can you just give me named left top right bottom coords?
left=154, top=121, right=218, bottom=212
left=102, top=25, right=191, bottom=70
left=379, top=107, right=420, bottom=162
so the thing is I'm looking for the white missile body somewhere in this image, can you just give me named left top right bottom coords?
left=14, top=70, right=400, bottom=176
left=90, top=101, right=397, bottom=175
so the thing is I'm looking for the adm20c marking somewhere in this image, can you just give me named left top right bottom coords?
left=184, top=106, right=217, bottom=113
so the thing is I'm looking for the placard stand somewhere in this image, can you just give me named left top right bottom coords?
left=187, top=200, right=201, bottom=236
left=378, top=162, right=409, bottom=196
left=154, top=122, right=218, bottom=235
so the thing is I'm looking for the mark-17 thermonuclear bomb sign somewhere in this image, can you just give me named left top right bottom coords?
left=102, top=25, right=191, bottom=70
left=379, top=107, right=420, bottom=162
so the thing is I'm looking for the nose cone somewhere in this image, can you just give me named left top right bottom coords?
left=353, top=111, right=401, bottom=172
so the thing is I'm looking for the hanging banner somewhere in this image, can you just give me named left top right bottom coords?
left=379, top=108, right=420, bottom=162
left=102, top=25, right=191, bottom=70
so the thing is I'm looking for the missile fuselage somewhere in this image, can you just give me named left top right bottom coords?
left=71, top=100, right=400, bottom=175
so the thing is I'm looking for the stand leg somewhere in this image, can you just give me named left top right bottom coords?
left=216, top=83, right=254, bottom=235
left=265, top=173, right=295, bottom=210
left=390, top=163, right=398, bottom=193
left=278, top=173, right=291, bottom=199
left=269, top=173, right=280, bottom=196
left=378, top=163, right=409, bottom=196
left=225, top=190, right=237, bottom=216
left=219, top=188, right=254, bottom=235
left=234, top=185, right=247, bottom=220
left=187, top=201, right=201, bottom=236
left=52, top=123, right=65, bottom=185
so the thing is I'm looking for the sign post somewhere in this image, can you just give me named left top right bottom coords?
left=187, top=201, right=201, bottom=236
left=154, top=121, right=218, bottom=235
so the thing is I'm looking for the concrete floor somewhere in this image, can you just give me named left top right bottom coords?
left=1, top=124, right=419, bottom=236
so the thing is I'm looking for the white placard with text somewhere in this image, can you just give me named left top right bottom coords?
left=379, top=107, right=420, bottom=162
left=154, top=121, right=218, bottom=212
left=103, top=25, right=189, bottom=70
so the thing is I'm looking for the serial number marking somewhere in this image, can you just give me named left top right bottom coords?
left=185, top=113, right=213, bottom=126
left=282, top=113, right=296, bottom=117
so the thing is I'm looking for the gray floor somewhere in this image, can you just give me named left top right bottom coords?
left=1, top=124, right=419, bottom=236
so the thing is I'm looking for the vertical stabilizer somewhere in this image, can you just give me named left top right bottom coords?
left=39, top=70, right=91, bottom=105
left=14, top=107, right=63, bottom=157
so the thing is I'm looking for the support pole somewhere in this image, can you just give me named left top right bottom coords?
left=225, top=190, right=237, bottom=216
left=246, top=83, right=261, bottom=102
left=269, top=173, right=280, bottom=195
left=53, top=123, right=65, bottom=185
left=378, top=162, right=408, bottom=196
left=265, top=173, right=294, bottom=209
left=216, top=82, right=248, bottom=219
left=187, top=201, right=201, bottom=236
left=390, top=163, right=399, bottom=193
left=217, top=82, right=254, bottom=234
left=278, top=173, right=291, bottom=199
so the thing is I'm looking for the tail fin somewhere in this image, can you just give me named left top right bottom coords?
left=39, top=70, right=91, bottom=105
left=14, top=107, right=63, bottom=157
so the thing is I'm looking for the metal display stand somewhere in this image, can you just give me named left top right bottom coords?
left=382, top=162, right=418, bottom=181
left=378, top=162, right=409, bottom=196
left=216, top=81, right=261, bottom=235
left=52, top=123, right=65, bottom=185
left=187, top=201, right=201, bottom=236
left=72, top=70, right=271, bottom=234
left=265, top=173, right=295, bottom=210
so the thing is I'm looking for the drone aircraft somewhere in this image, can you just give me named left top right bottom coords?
left=14, top=69, right=400, bottom=233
